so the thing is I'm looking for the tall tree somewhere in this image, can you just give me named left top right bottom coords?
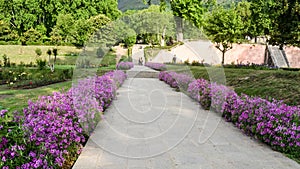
left=268, top=0, right=300, bottom=47
left=143, top=0, right=214, bottom=41
left=248, top=0, right=273, bottom=42
left=126, top=5, right=174, bottom=45
left=204, top=5, right=244, bottom=65
left=235, top=1, right=252, bottom=39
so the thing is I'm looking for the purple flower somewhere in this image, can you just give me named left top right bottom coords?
left=0, top=109, right=8, bottom=118
left=145, top=62, right=166, bottom=71
left=117, top=62, right=134, bottom=70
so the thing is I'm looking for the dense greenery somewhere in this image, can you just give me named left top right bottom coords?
left=204, top=5, right=244, bottom=65
left=0, top=0, right=121, bottom=46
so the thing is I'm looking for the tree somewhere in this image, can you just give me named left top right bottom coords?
left=125, top=5, right=174, bottom=45
left=235, top=1, right=252, bottom=39
left=268, top=0, right=300, bottom=47
left=248, top=0, right=273, bottom=42
left=21, top=28, right=43, bottom=45
left=53, top=48, right=58, bottom=63
left=0, top=0, right=121, bottom=41
left=204, top=5, right=244, bottom=65
left=47, top=49, right=52, bottom=68
left=145, top=0, right=215, bottom=42
left=0, top=20, right=11, bottom=41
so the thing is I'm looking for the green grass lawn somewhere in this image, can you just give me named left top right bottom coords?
left=167, top=65, right=300, bottom=106
left=0, top=65, right=117, bottom=113
left=0, top=45, right=82, bottom=64
left=0, top=81, right=73, bottom=112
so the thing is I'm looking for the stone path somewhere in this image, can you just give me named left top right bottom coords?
left=73, top=66, right=300, bottom=169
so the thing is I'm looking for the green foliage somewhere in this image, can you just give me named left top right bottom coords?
left=47, top=49, right=52, bottom=56
left=119, top=55, right=132, bottom=62
left=235, top=1, right=252, bottom=38
left=170, top=0, right=208, bottom=28
left=94, top=19, right=137, bottom=48
left=53, top=48, right=58, bottom=62
left=124, top=31, right=136, bottom=47
left=248, top=0, right=273, bottom=39
left=204, top=5, right=244, bottom=64
left=36, top=59, right=47, bottom=70
left=0, top=20, right=11, bottom=41
left=96, top=47, right=105, bottom=58
left=0, top=67, right=73, bottom=89
left=268, top=0, right=300, bottom=46
left=21, top=28, right=43, bottom=45
left=0, top=0, right=120, bottom=45
left=125, top=5, right=174, bottom=45
left=100, top=52, right=117, bottom=66
left=35, top=48, right=42, bottom=57
left=2, top=54, right=10, bottom=67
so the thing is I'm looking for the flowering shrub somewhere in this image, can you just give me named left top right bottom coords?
left=187, top=79, right=211, bottom=109
left=159, top=71, right=194, bottom=91
left=0, top=70, right=127, bottom=168
left=145, top=62, right=167, bottom=71
left=223, top=95, right=300, bottom=155
left=116, top=62, right=134, bottom=70
left=159, top=71, right=178, bottom=88
left=160, top=72, right=300, bottom=159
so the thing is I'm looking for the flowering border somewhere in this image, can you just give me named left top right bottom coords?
left=0, top=70, right=127, bottom=168
left=159, top=71, right=300, bottom=158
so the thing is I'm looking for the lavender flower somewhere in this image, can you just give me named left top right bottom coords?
left=145, top=62, right=167, bottom=71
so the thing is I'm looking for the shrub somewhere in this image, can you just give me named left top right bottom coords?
left=187, top=79, right=211, bottom=109
left=116, top=62, right=134, bottom=70
left=160, top=71, right=300, bottom=159
left=36, top=59, right=47, bottom=70
left=0, top=70, right=127, bottom=168
left=2, top=54, right=10, bottom=67
left=145, top=62, right=167, bottom=71
left=35, top=48, right=42, bottom=57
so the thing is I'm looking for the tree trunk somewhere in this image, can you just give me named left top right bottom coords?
left=222, top=50, right=225, bottom=65
left=161, top=26, right=166, bottom=46
left=48, top=55, right=51, bottom=66
left=254, top=36, right=257, bottom=43
left=51, top=64, right=55, bottom=72
left=175, top=17, right=183, bottom=42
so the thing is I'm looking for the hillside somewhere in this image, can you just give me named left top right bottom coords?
left=118, top=0, right=159, bottom=11
left=118, top=0, right=243, bottom=12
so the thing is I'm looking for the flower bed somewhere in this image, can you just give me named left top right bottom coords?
left=0, top=70, right=127, bottom=168
left=116, top=62, right=134, bottom=70
left=145, top=62, right=167, bottom=71
left=159, top=71, right=300, bottom=159
left=0, top=68, right=73, bottom=89
left=158, top=71, right=194, bottom=91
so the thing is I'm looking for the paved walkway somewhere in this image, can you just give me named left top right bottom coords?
left=73, top=66, right=300, bottom=169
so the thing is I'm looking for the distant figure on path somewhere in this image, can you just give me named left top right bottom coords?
left=138, top=57, right=143, bottom=65
left=173, top=55, right=177, bottom=64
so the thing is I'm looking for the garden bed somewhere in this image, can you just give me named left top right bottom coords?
left=0, top=67, right=73, bottom=89
left=0, top=70, right=127, bottom=168
left=159, top=70, right=300, bottom=163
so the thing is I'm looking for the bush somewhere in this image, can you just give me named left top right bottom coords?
left=0, top=70, right=127, bottom=168
left=36, top=59, right=47, bottom=70
left=2, top=54, right=10, bottom=67
left=160, top=71, right=300, bottom=159
left=116, top=62, right=134, bottom=70
left=145, top=62, right=167, bottom=71
left=35, top=48, right=42, bottom=57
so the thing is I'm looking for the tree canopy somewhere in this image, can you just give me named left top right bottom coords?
left=204, top=5, right=244, bottom=65
left=0, top=0, right=121, bottom=45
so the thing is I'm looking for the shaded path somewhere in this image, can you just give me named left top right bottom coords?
left=73, top=66, right=300, bottom=169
